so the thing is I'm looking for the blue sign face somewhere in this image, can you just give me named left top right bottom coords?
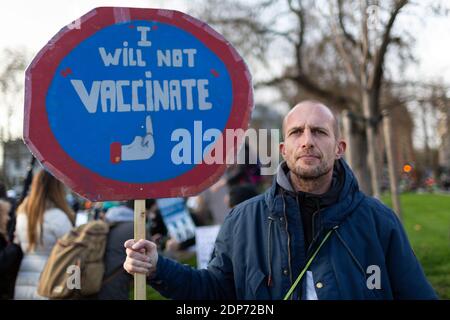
left=46, top=21, right=232, bottom=183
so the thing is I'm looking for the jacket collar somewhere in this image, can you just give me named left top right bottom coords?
left=265, top=158, right=365, bottom=228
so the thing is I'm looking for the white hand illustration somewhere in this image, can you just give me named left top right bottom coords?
left=110, top=116, right=155, bottom=163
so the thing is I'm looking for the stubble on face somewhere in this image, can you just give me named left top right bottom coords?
left=282, top=101, right=340, bottom=193
left=291, top=153, right=334, bottom=180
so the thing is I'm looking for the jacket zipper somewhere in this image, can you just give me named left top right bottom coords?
left=282, top=198, right=293, bottom=298
left=295, top=196, right=319, bottom=255
left=312, top=210, right=317, bottom=242
left=267, top=216, right=275, bottom=287
left=308, top=209, right=320, bottom=256
left=296, top=196, right=313, bottom=300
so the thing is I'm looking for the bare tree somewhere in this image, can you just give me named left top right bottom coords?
left=192, top=0, right=419, bottom=197
left=328, top=0, right=409, bottom=198
left=0, top=48, right=28, bottom=141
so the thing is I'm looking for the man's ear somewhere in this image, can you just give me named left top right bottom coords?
left=280, top=142, right=286, bottom=160
left=335, top=140, right=346, bottom=159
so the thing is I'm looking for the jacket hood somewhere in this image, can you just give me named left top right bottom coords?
left=265, top=158, right=365, bottom=230
left=277, top=160, right=344, bottom=206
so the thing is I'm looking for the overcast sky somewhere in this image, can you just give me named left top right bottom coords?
left=0, top=0, right=189, bottom=50
left=0, top=0, right=449, bottom=144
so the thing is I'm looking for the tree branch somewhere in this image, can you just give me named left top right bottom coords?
left=255, top=73, right=357, bottom=108
left=330, top=1, right=360, bottom=85
left=360, top=0, right=370, bottom=88
left=337, top=0, right=358, bottom=47
left=287, top=0, right=306, bottom=72
left=367, top=0, right=408, bottom=117
left=210, top=17, right=297, bottom=44
left=369, top=0, right=409, bottom=90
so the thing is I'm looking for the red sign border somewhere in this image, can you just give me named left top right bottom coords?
left=24, top=7, right=253, bottom=201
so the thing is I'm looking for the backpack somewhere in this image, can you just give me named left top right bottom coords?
left=37, top=220, right=110, bottom=299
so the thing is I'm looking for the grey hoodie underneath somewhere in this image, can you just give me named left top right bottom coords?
left=275, top=160, right=345, bottom=250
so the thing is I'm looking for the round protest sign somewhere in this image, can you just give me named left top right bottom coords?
left=24, top=7, right=253, bottom=201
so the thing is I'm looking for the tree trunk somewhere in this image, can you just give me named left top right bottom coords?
left=342, top=110, right=372, bottom=194
left=420, top=104, right=430, bottom=168
left=362, top=90, right=381, bottom=198
left=382, top=110, right=402, bottom=219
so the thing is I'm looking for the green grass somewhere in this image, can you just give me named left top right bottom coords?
left=382, top=193, right=450, bottom=299
left=134, top=193, right=449, bottom=300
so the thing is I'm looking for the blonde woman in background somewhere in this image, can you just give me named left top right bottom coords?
left=14, top=170, right=74, bottom=299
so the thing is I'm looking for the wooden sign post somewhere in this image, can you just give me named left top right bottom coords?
left=134, top=199, right=146, bottom=300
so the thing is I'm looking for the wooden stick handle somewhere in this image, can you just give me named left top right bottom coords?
left=134, top=199, right=147, bottom=300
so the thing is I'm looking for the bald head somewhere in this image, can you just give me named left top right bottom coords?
left=282, top=100, right=340, bottom=140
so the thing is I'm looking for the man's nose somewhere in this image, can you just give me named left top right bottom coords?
left=301, top=129, right=314, bottom=149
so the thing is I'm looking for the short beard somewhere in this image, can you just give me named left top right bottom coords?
left=291, top=162, right=333, bottom=180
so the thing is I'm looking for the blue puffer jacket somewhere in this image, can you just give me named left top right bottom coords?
left=151, top=159, right=437, bottom=299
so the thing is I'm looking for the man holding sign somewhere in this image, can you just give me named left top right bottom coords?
left=124, top=101, right=437, bottom=300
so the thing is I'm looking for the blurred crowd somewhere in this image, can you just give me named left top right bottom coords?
left=0, top=159, right=267, bottom=300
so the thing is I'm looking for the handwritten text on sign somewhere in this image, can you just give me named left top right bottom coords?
left=71, top=26, right=213, bottom=113
left=46, top=21, right=232, bottom=183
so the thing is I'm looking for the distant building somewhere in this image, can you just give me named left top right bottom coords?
left=0, top=139, right=31, bottom=189
left=250, top=103, right=282, bottom=131
left=438, top=104, right=450, bottom=170
left=341, top=101, right=416, bottom=193
left=249, top=103, right=282, bottom=176
left=390, top=104, right=416, bottom=174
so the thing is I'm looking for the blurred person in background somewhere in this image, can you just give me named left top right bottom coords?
left=97, top=200, right=134, bottom=300
left=0, top=199, right=23, bottom=299
left=14, top=170, right=75, bottom=300
left=227, top=184, right=259, bottom=209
